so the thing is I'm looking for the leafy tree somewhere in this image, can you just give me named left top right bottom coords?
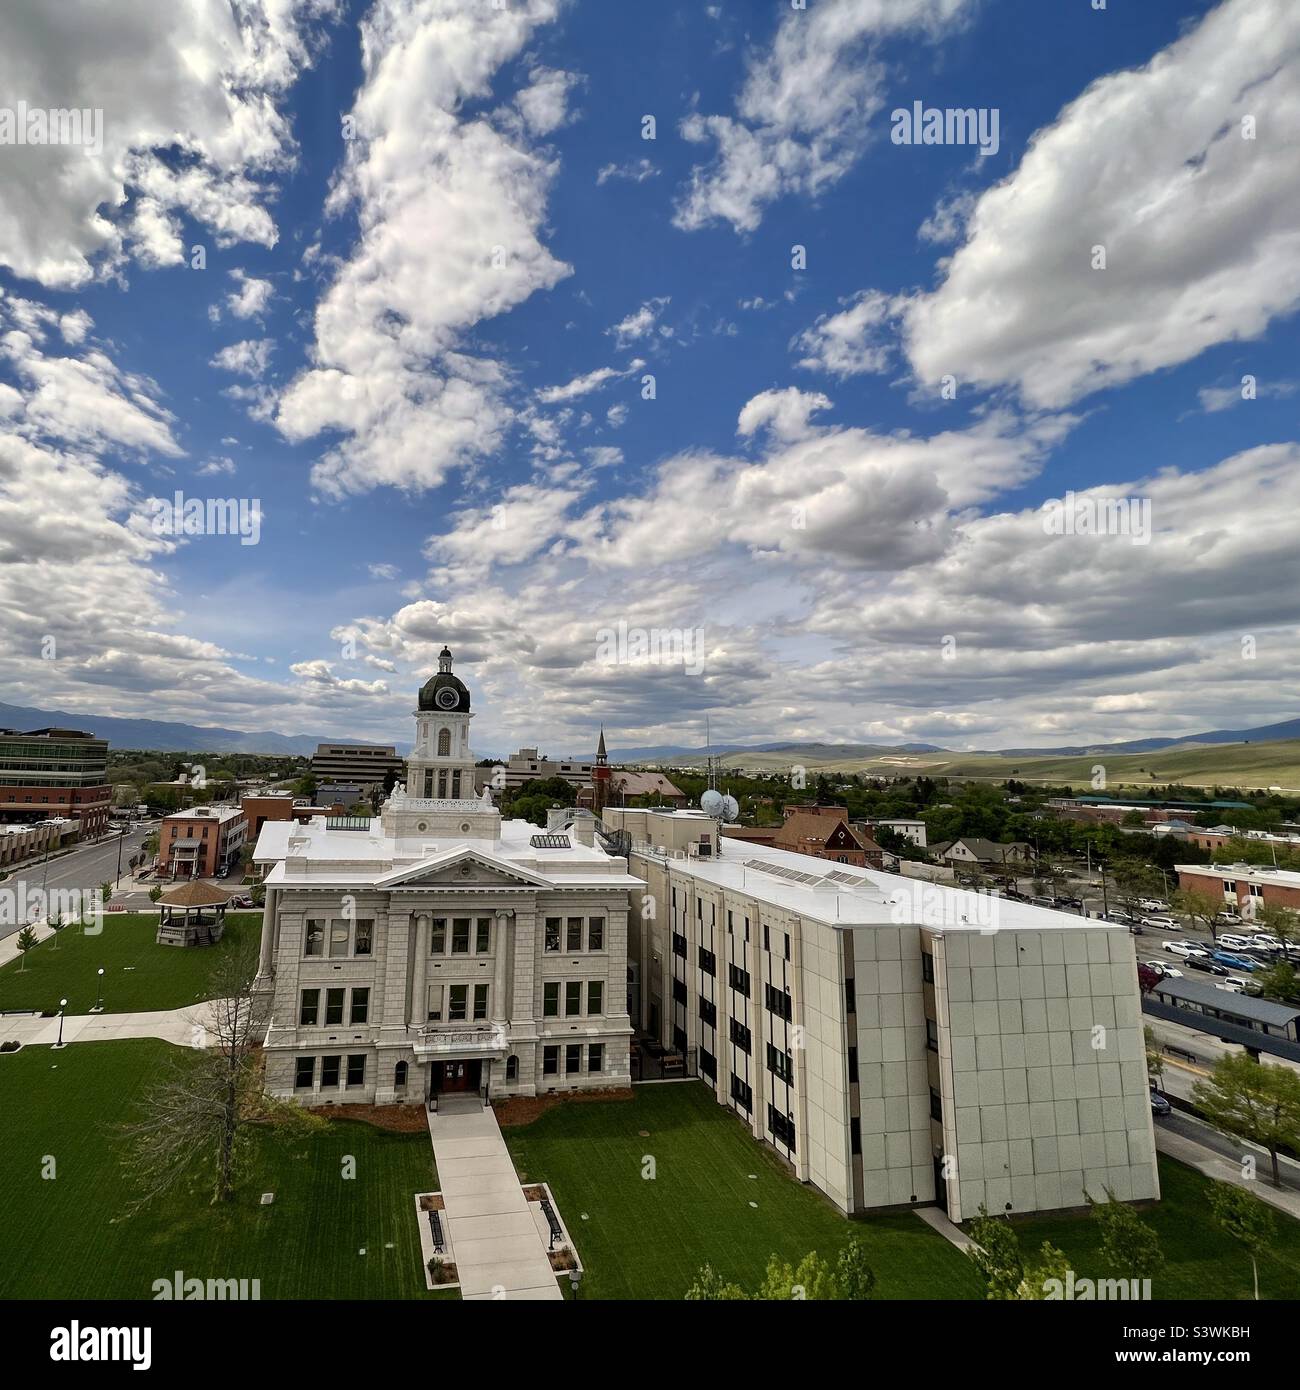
left=1143, top=1025, right=1165, bottom=1086
left=14, top=925, right=38, bottom=972
left=1170, top=886, right=1222, bottom=941
left=1192, top=1054, right=1300, bottom=1187
left=1086, top=1187, right=1164, bottom=1278
left=966, top=1205, right=1072, bottom=1300
left=100, top=881, right=113, bottom=903
left=46, top=914, right=64, bottom=950
left=1252, top=904, right=1300, bottom=952
left=1207, top=1182, right=1276, bottom=1301
left=1255, top=959, right=1300, bottom=1005
left=148, top=886, right=163, bottom=904
left=686, top=1239, right=875, bottom=1300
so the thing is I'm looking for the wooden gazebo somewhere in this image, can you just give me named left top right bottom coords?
left=156, top=880, right=232, bottom=946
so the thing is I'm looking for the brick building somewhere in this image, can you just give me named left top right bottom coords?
left=0, top=727, right=111, bottom=838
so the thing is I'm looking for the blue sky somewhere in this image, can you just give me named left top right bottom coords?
left=0, top=0, right=1296, bottom=756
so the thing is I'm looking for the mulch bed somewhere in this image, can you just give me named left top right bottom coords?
left=493, top=1088, right=633, bottom=1128
left=306, top=1102, right=429, bottom=1132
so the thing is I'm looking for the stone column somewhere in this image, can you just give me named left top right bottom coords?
left=411, top=912, right=429, bottom=1026
left=254, top=887, right=276, bottom=988
left=493, top=908, right=513, bottom=1020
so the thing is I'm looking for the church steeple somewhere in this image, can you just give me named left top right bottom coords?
left=592, top=725, right=612, bottom=816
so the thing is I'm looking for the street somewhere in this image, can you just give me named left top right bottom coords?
left=0, top=823, right=153, bottom=942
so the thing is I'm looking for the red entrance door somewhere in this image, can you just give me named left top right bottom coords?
left=433, top=1059, right=481, bottom=1094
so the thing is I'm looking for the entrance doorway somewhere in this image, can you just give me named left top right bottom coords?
left=932, top=1155, right=948, bottom=1213
left=430, top=1058, right=482, bottom=1096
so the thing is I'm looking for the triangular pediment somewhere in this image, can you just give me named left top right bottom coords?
left=376, top=847, right=551, bottom=891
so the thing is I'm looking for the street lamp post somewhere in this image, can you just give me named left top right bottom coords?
left=90, top=967, right=105, bottom=1014
left=53, top=997, right=68, bottom=1049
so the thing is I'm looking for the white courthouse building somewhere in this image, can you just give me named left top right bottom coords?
left=604, top=807, right=1160, bottom=1221
left=253, top=650, right=639, bottom=1106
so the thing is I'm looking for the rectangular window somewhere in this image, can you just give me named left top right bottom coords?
left=329, top=922, right=350, bottom=958
left=294, top=1056, right=315, bottom=1089
left=451, top=919, right=471, bottom=954
left=427, top=985, right=442, bottom=1022
left=473, top=984, right=488, bottom=1021
left=565, top=1043, right=581, bottom=1075
left=784, top=933, right=791, bottom=962
left=728, top=963, right=750, bottom=997
left=588, top=1043, right=604, bottom=1074
left=698, top=996, right=716, bottom=1027
left=324, top=988, right=345, bottom=1026
left=430, top=918, right=446, bottom=954
left=763, top=924, right=770, bottom=953
left=926, top=1018, right=939, bottom=1053
left=766, top=983, right=793, bottom=1022
left=543, top=1045, right=559, bottom=1076
left=304, top=920, right=324, bottom=956
left=766, top=1042, right=793, bottom=1085
left=567, top=917, right=583, bottom=952
left=449, top=985, right=468, bottom=1022
left=299, top=989, right=319, bottom=1026
left=672, top=977, right=688, bottom=1005
left=730, top=1073, right=752, bottom=1112
left=922, top=951, right=935, bottom=984
left=587, top=979, right=603, bottom=1015
left=354, top=920, right=373, bottom=956
left=321, top=1055, right=341, bottom=1088
left=545, top=917, right=561, bottom=952
left=848, top=1046, right=858, bottom=1084
left=346, top=1054, right=366, bottom=1088
left=588, top=917, right=604, bottom=951
left=845, top=976, right=856, bottom=1016
left=699, top=1048, right=717, bottom=1081
left=349, top=987, right=369, bottom=1025
left=850, top=1117, right=861, bottom=1155
left=729, top=1018, right=751, bottom=1054
left=476, top=919, right=491, bottom=953
left=698, top=945, right=716, bottom=976
left=767, top=1106, right=796, bottom=1150
left=565, top=981, right=583, bottom=1017
left=930, top=1086, right=943, bottom=1122
left=543, top=982, right=560, bottom=1018
left=672, top=931, right=687, bottom=959
left=672, top=1024, right=688, bottom=1053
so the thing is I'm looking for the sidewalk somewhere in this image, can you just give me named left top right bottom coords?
left=0, top=999, right=220, bottom=1049
left=1156, top=1127, right=1300, bottom=1221
left=426, top=1099, right=562, bottom=1301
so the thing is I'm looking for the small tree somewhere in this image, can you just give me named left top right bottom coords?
left=1192, top=1054, right=1300, bottom=1187
left=1144, top=1025, right=1165, bottom=1088
left=1170, top=886, right=1222, bottom=941
left=686, top=1239, right=875, bottom=1300
left=46, top=914, right=64, bottom=951
left=966, top=1205, right=1070, bottom=1300
left=148, top=886, right=163, bottom=904
left=1087, top=1187, right=1164, bottom=1279
left=14, top=926, right=38, bottom=973
left=1207, top=1182, right=1276, bottom=1301
left=1253, top=903, right=1300, bottom=952
left=1255, top=959, right=1299, bottom=1005
left=684, top=1265, right=748, bottom=1300
left=100, top=881, right=113, bottom=903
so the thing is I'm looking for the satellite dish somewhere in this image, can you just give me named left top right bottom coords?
left=700, top=789, right=724, bottom=817
left=721, top=794, right=739, bottom=821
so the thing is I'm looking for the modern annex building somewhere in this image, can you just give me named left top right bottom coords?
left=604, top=807, right=1160, bottom=1221
left=253, top=651, right=640, bottom=1106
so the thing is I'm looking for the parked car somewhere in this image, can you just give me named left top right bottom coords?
left=1139, top=899, right=1170, bottom=913
left=1104, top=909, right=1134, bottom=924
left=1247, top=934, right=1284, bottom=952
left=1188, top=957, right=1229, bottom=976
left=230, top=894, right=254, bottom=908
left=1217, top=934, right=1253, bottom=950
left=1216, top=980, right=1244, bottom=994
left=1215, top=911, right=1243, bottom=926
left=1143, top=961, right=1183, bottom=978
left=1143, top=915, right=1180, bottom=931
left=1211, top=951, right=1257, bottom=971
left=1163, top=941, right=1208, bottom=959
left=1150, top=1091, right=1172, bottom=1117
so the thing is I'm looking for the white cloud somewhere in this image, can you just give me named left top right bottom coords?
left=275, top=0, right=571, bottom=498
left=0, top=0, right=337, bottom=288
left=900, top=0, right=1300, bottom=408
left=673, top=0, right=975, bottom=233
left=211, top=339, right=275, bottom=379
left=536, top=359, right=642, bottom=404
left=608, top=298, right=669, bottom=348
left=596, top=158, right=658, bottom=185
left=792, top=290, right=900, bottom=378
left=224, top=269, right=275, bottom=321
left=516, top=66, right=581, bottom=135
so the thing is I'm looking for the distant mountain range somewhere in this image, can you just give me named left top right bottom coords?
left=2, top=697, right=1298, bottom=763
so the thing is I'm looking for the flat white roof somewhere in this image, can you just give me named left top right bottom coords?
left=1179, top=863, right=1300, bottom=888
left=655, top=838, right=1110, bottom=932
left=166, top=805, right=244, bottom=823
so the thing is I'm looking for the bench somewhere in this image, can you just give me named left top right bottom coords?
left=539, top=1197, right=563, bottom=1250
left=1163, top=1044, right=1198, bottom=1064
left=427, top=1209, right=445, bottom=1254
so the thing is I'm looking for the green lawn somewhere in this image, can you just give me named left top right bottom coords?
left=504, top=1080, right=982, bottom=1299
left=0, top=1040, right=440, bottom=1300
left=1002, top=1158, right=1300, bottom=1301
left=0, top=912, right=260, bottom=1014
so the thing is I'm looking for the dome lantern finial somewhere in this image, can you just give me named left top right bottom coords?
left=438, top=645, right=453, bottom=674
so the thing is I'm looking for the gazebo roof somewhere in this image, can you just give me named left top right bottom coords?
left=158, top=881, right=232, bottom=908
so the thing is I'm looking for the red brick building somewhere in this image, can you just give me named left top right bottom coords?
left=0, top=727, right=111, bottom=838
left=1177, top=864, right=1300, bottom=912
left=158, top=804, right=247, bottom=879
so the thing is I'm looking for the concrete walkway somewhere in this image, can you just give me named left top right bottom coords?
left=1156, top=1125, right=1300, bottom=1221
left=427, top=1099, right=562, bottom=1301
left=0, top=999, right=217, bottom=1049
left=914, top=1204, right=981, bottom=1253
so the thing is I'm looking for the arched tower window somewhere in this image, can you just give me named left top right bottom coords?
left=395, top=1060, right=409, bottom=1089
left=437, top=727, right=451, bottom=756
left=506, top=1055, right=518, bottom=1082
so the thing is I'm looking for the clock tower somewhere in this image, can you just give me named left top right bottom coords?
left=408, top=646, right=477, bottom=802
